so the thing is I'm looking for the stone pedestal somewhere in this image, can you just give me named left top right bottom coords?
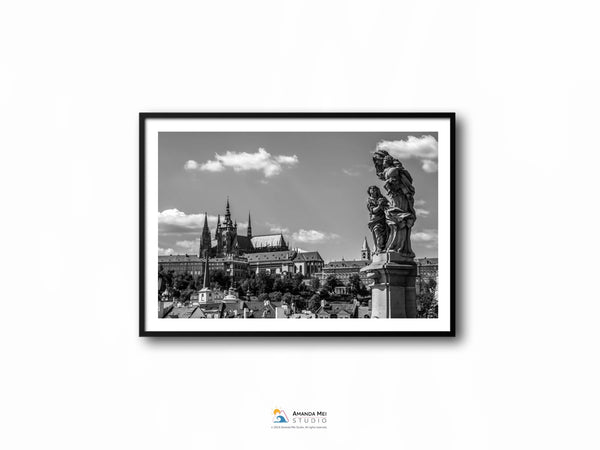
left=360, top=252, right=417, bottom=318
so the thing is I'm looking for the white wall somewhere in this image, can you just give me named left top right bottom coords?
left=1, top=1, right=599, bottom=449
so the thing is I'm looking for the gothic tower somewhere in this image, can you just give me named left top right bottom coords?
left=247, top=211, right=252, bottom=239
left=224, top=197, right=235, bottom=254
left=199, top=212, right=212, bottom=257
left=361, top=236, right=371, bottom=260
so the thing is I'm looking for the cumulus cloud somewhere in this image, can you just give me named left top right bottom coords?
left=292, top=229, right=340, bottom=243
left=342, top=168, right=360, bottom=176
left=376, top=135, right=438, bottom=172
left=412, top=229, right=438, bottom=249
left=185, top=148, right=298, bottom=178
left=184, top=160, right=200, bottom=171
left=158, top=247, right=175, bottom=256
left=415, top=199, right=427, bottom=207
left=158, top=209, right=218, bottom=235
left=416, top=208, right=430, bottom=217
left=421, top=160, right=438, bottom=173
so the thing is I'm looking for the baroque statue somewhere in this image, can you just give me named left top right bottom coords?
left=367, top=149, right=416, bottom=259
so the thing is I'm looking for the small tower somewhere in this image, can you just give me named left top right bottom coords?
left=361, top=236, right=371, bottom=260
left=199, top=212, right=212, bottom=257
left=247, top=211, right=252, bottom=239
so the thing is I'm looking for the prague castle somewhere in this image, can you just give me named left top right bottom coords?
left=158, top=198, right=324, bottom=282
left=200, top=197, right=289, bottom=258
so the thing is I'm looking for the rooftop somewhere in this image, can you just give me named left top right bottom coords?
left=293, top=251, right=324, bottom=262
left=324, top=260, right=369, bottom=269
left=246, top=250, right=297, bottom=262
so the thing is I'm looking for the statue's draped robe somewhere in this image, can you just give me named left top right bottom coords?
left=367, top=196, right=389, bottom=253
left=382, top=166, right=416, bottom=257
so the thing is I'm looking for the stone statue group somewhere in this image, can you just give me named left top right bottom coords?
left=367, top=149, right=416, bottom=260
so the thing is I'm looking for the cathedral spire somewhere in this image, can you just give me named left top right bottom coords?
left=247, top=211, right=252, bottom=239
left=215, top=214, right=221, bottom=239
left=199, top=212, right=211, bottom=257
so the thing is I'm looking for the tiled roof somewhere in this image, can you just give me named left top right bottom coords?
left=159, top=254, right=202, bottom=262
left=244, top=301, right=283, bottom=318
left=251, top=234, right=287, bottom=249
left=246, top=251, right=297, bottom=262
left=235, top=235, right=254, bottom=251
left=167, top=306, right=198, bottom=318
left=293, top=251, right=323, bottom=262
left=324, top=260, right=369, bottom=269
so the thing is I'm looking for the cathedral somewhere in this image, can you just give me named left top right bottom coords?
left=199, top=198, right=289, bottom=258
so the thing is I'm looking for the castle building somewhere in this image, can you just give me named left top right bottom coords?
left=158, top=198, right=323, bottom=283
left=200, top=198, right=290, bottom=258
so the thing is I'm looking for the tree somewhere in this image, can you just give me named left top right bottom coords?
left=293, top=294, right=307, bottom=311
left=348, top=273, right=362, bottom=295
left=324, top=275, right=342, bottom=292
left=281, top=292, right=293, bottom=305
left=210, top=269, right=228, bottom=290
left=256, top=272, right=274, bottom=294
left=273, top=277, right=284, bottom=293
left=269, top=291, right=283, bottom=303
left=310, top=277, right=321, bottom=292
left=258, top=293, right=269, bottom=303
left=291, top=273, right=304, bottom=293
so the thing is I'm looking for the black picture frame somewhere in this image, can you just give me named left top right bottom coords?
left=140, top=112, right=455, bottom=337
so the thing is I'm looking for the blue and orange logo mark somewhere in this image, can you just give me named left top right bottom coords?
left=273, top=408, right=289, bottom=423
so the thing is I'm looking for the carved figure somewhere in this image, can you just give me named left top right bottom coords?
left=367, top=186, right=389, bottom=254
left=369, top=149, right=416, bottom=258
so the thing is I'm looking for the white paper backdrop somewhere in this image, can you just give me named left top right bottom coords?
left=1, top=1, right=599, bottom=449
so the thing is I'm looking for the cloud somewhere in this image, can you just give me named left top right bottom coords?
left=415, top=208, right=430, bottom=217
left=158, top=247, right=175, bottom=256
left=412, top=229, right=438, bottom=249
left=342, top=168, right=360, bottom=176
left=415, top=199, right=427, bottom=207
left=184, top=160, right=200, bottom=171
left=158, top=209, right=218, bottom=235
left=292, top=229, right=340, bottom=243
left=376, top=135, right=438, bottom=172
left=185, top=148, right=298, bottom=178
left=421, top=160, right=438, bottom=173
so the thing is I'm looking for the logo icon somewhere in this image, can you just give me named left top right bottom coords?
left=273, top=408, right=289, bottom=423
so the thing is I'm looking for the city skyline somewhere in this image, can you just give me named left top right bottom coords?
left=158, top=131, right=438, bottom=261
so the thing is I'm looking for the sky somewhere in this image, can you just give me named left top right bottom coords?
left=158, top=132, right=438, bottom=261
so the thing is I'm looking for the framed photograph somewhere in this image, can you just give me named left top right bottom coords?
left=140, top=113, right=455, bottom=336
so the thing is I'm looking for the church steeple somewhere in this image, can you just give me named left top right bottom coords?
left=361, top=236, right=371, bottom=260
left=225, top=197, right=231, bottom=225
left=215, top=214, right=221, bottom=239
left=247, top=211, right=252, bottom=239
left=199, top=212, right=212, bottom=257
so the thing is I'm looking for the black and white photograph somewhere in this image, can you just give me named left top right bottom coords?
left=140, top=113, right=454, bottom=335
left=6, top=2, right=600, bottom=449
